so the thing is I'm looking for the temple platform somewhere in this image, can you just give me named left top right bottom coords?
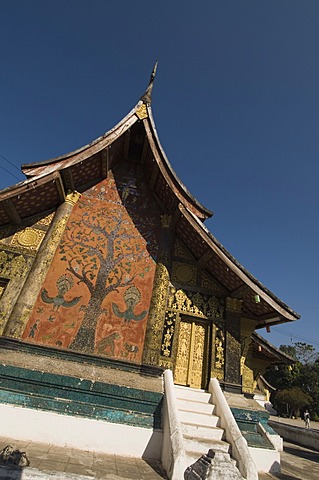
left=0, top=435, right=167, bottom=479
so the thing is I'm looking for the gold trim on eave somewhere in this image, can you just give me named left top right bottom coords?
left=135, top=104, right=148, bottom=120
left=65, top=191, right=81, bottom=206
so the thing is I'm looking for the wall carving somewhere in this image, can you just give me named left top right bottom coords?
left=201, top=271, right=226, bottom=296
left=143, top=262, right=170, bottom=366
left=214, top=325, right=225, bottom=369
left=167, top=286, right=224, bottom=319
left=0, top=212, right=53, bottom=256
left=0, top=279, right=8, bottom=300
left=240, top=317, right=257, bottom=394
left=0, top=227, right=12, bottom=243
left=174, top=239, right=193, bottom=260
left=164, top=286, right=226, bottom=384
left=0, top=250, right=32, bottom=333
left=0, top=251, right=28, bottom=279
left=36, top=212, right=55, bottom=226
left=11, top=228, right=45, bottom=252
left=160, top=311, right=177, bottom=358
left=172, top=262, right=196, bottom=285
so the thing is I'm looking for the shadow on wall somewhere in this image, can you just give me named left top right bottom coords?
left=142, top=430, right=164, bottom=461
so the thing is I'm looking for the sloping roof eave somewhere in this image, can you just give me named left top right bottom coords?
left=179, top=203, right=300, bottom=323
left=21, top=105, right=140, bottom=177
left=252, top=332, right=296, bottom=364
left=144, top=104, right=213, bottom=221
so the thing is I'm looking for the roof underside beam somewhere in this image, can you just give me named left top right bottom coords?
left=197, top=249, right=214, bottom=267
left=231, top=284, right=251, bottom=298
left=140, top=136, right=149, bottom=164
left=2, top=199, right=21, bottom=225
left=149, top=163, right=159, bottom=190
left=60, top=169, right=75, bottom=192
left=101, top=148, right=109, bottom=178
left=123, top=131, right=130, bottom=161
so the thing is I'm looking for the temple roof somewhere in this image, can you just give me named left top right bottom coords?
left=0, top=72, right=300, bottom=328
left=252, top=332, right=296, bottom=364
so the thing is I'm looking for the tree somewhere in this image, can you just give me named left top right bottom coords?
left=264, top=342, right=319, bottom=419
left=264, top=362, right=300, bottom=391
left=280, top=342, right=318, bottom=365
left=274, top=387, right=312, bottom=418
left=59, top=197, right=151, bottom=353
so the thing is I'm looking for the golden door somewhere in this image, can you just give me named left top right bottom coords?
left=174, top=319, right=208, bottom=389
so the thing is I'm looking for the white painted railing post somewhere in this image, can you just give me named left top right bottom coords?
left=209, top=377, right=258, bottom=480
left=161, top=369, right=188, bottom=480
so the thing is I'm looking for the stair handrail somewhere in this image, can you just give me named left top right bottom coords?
left=162, top=369, right=188, bottom=480
left=209, top=377, right=258, bottom=480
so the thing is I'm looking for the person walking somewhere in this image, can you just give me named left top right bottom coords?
left=304, top=410, right=311, bottom=429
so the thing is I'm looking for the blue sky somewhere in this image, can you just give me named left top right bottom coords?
left=1, top=1, right=318, bottom=350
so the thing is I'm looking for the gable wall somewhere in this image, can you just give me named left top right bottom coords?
left=18, top=162, right=161, bottom=363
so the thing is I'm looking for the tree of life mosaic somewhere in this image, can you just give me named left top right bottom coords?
left=22, top=173, right=160, bottom=362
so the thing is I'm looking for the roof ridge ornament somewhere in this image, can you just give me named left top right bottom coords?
left=140, top=61, right=158, bottom=105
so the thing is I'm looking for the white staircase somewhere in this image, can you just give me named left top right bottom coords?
left=174, top=385, right=231, bottom=465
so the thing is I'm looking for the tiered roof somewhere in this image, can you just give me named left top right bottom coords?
left=0, top=66, right=300, bottom=328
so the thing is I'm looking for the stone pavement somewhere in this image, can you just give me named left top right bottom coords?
left=258, top=440, right=319, bottom=480
left=0, top=436, right=167, bottom=479
left=269, top=415, right=319, bottom=430
left=1, top=431, right=319, bottom=479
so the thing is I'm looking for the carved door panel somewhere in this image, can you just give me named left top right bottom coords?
left=174, top=318, right=209, bottom=389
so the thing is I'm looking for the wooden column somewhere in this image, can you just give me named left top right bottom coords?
left=3, top=192, right=81, bottom=338
left=222, top=297, right=242, bottom=393
left=142, top=214, right=174, bottom=367
left=241, top=317, right=257, bottom=397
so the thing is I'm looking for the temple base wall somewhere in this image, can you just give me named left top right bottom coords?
left=0, top=403, right=162, bottom=459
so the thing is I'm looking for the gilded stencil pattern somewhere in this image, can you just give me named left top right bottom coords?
left=172, top=262, right=196, bottom=285
left=11, top=228, right=45, bottom=252
left=174, top=321, right=192, bottom=385
left=0, top=251, right=31, bottom=333
left=143, top=262, right=170, bottom=365
left=214, top=325, right=225, bottom=369
left=159, top=359, right=172, bottom=369
left=240, top=335, right=252, bottom=375
left=189, top=323, right=206, bottom=389
left=174, top=239, right=193, bottom=260
left=0, top=251, right=27, bottom=278
left=0, top=278, right=8, bottom=301
left=201, top=271, right=226, bottom=296
left=161, top=311, right=176, bottom=357
left=174, top=319, right=207, bottom=389
left=0, top=227, right=12, bottom=243
left=36, top=212, right=55, bottom=226
left=167, top=287, right=224, bottom=319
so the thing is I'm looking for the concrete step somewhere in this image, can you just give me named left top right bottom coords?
left=181, top=422, right=223, bottom=440
left=176, top=397, right=215, bottom=415
left=179, top=408, right=219, bottom=426
left=184, top=435, right=230, bottom=456
left=185, top=441, right=231, bottom=465
left=174, top=384, right=237, bottom=477
left=174, top=385, right=212, bottom=403
left=183, top=427, right=224, bottom=443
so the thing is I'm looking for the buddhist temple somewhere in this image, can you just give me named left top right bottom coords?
left=0, top=66, right=300, bottom=478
